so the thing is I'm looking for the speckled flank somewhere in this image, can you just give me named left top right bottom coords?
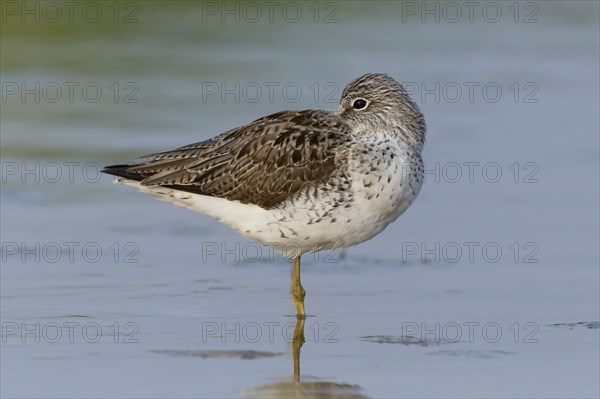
left=103, top=73, right=426, bottom=255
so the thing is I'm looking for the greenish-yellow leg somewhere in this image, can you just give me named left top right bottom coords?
left=292, top=256, right=306, bottom=318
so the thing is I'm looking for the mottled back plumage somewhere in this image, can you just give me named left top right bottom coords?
left=104, top=110, right=353, bottom=208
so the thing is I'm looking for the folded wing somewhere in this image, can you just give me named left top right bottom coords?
left=102, top=110, right=352, bottom=208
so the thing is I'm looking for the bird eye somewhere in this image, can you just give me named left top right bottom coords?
left=352, top=98, right=368, bottom=110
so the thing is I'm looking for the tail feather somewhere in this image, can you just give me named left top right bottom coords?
left=102, top=164, right=145, bottom=181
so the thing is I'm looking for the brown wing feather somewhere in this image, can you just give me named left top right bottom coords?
left=103, top=110, right=352, bottom=208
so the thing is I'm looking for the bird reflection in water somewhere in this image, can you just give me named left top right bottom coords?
left=245, top=318, right=369, bottom=398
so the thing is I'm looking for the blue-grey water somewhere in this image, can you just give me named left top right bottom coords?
left=1, top=1, right=599, bottom=398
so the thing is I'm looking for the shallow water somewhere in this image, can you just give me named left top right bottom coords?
left=1, top=1, right=599, bottom=398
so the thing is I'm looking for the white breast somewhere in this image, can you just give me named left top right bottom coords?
left=236, top=135, right=424, bottom=254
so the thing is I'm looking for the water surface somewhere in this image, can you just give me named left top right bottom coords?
left=1, top=2, right=599, bottom=398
